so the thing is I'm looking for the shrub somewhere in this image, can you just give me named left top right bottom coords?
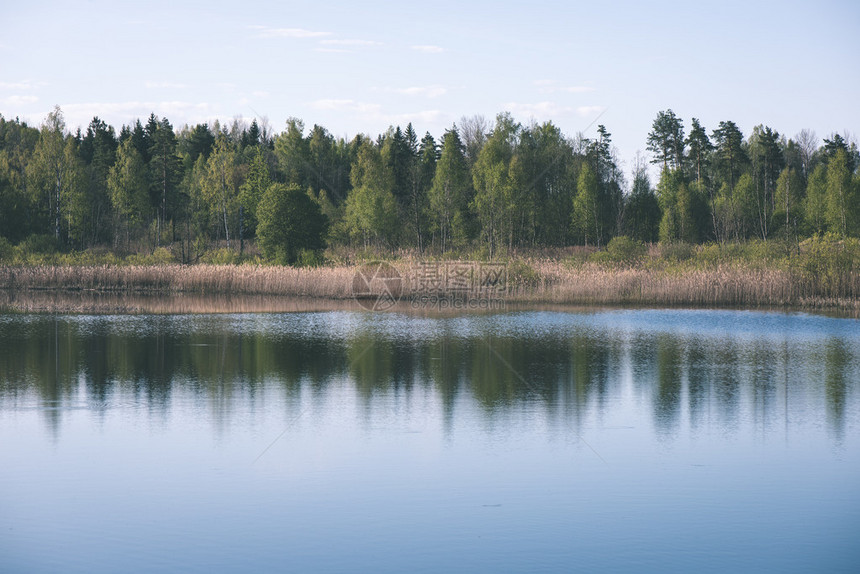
left=126, top=247, right=176, bottom=266
left=200, top=248, right=240, bottom=265
left=659, top=241, right=694, bottom=262
left=592, top=236, right=647, bottom=266
left=507, top=259, right=541, bottom=288
left=19, top=234, right=59, bottom=255
left=0, top=237, right=12, bottom=262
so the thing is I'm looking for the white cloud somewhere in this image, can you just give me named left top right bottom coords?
left=145, top=81, right=188, bottom=89
left=252, top=91, right=270, bottom=98
left=503, top=101, right=574, bottom=118
left=0, top=79, right=45, bottom=91
left=396, top=85, right=448, bottom=98
left=320, top=39, right=382, bottom=47
left=252, top=26, right=331, bottom=39
left=314, top=48, right=351, bottom=53
left=57, top=101, right=217, bottom=130
left=576, top=105, right=605, bottom=117
left=392, top=109, right=445, bottom=125
left=411, top=45, right=444, bottom=54
left=534, top=80, right=595, bottom=94
left=1, top=95, right=39, bottom=106
left=310, top=98, right=446, bottom=128
left=561, top=86, right=595, bottom=94
left=0, top=81, right=32, bottom=91
left=311, top=99, right=356, bottom=111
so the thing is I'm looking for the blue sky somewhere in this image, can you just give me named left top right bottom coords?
left=2, top=0, right=858, bottom=177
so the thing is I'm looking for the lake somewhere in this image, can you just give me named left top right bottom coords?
left=1, top=309, right=859, bottom=572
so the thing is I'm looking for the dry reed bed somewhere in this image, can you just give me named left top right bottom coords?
left=0, top=264, right=357, bottom=298
left=519, top=260, right=860, bottom=309
left=1, top=261, right=859, bottom=311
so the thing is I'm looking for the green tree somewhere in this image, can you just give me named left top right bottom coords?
left=201, top=137, right=239, bottom=247
left=711, top=120, right=748, bottom=241
left=27, top=106, right=85, bottom=243
left=79, top=117, right=118, bottom=246
left=572, top=163, right=600, bottom=246
left=822, top=133, right=858, bottom=174
left=344, top=141, right=398, bottom=248
left=583, top=125, right=623, bottom=244
left=179, top=123, right=215, bottom=168
left=381, top=125, right=412, bottom=209
left=624, top=162, right=660, bottom=243
left=685, top=118, right=712, bottom=186
left=825, top=149, right=856, bottom=237
left=257, top=183, right=328, bottom=265
left=237, top=149, right=271, bottom=238
left=307, top=124, right=337, bottom=196
left=429, top=127, right=471, bottom=253
left=656, top=168, right=699, bottom=243
left=148, top=116, right=181, bottom=244
left=274, top=118, right=309, bottom=188
left=732, top=173, right=757, bottom=240
left=773, top=166, right=803, bottom=241
left=712, top=121, right=746, bottom=189
left=0, top=116, right=39, bottom=242
left=472, top=113, right=522, bottom=256
left=108, top=139, right=150, bottom=250
left=404, top=128, right=434, bottom=252
left=804, top=164, right=828, bottom=235
left=647, top=109, right=685, bottom=172
left=748, top=125, right=783, bottom=239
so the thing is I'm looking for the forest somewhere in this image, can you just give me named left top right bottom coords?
left=0, top=106, right=858, bottom=265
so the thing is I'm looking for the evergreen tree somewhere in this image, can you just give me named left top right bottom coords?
left=711, top=121, right=748, bottom=241
left=429, top=127, right=471, bottom=253
left=624, top=163, right=660, bottom=243
left=0, top=115, right=39, bottom=243
left=148, top=116, right=181, bottom=244
left=274, top=118, right=309, bottom=188
left=79, top=117, right=118, bottom=246
left=647, top=109, right=685, bottom=172
left=748, top=125, right=783, bottom=239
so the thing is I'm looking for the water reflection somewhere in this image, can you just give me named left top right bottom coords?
left=0, top=311, right=858, bottom=443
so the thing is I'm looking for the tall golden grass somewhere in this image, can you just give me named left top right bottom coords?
left=0, top=264, right=357, bottom=298
left=515, top=260, right=860, bottom=311
left=1, top=259, right=858, bottom=312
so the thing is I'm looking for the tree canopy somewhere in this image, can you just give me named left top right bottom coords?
left=1, top=107, right=858, bottom=265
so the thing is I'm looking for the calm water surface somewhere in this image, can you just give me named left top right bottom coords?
left=1, top=309, right=859, bottom=572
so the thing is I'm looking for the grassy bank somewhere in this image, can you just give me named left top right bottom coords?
left=1, top=237, right=859, bottom=312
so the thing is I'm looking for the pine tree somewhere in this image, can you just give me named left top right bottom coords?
left=429, top=127, right=470, bottom=253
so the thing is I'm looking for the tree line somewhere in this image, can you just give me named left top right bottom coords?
left=1, top=106, right=858, bottom=263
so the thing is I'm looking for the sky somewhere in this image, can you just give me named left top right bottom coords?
left=2, top=0, right=859, bottom=179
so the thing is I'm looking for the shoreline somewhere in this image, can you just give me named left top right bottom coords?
left=1, top=262, right=858, bottom=316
